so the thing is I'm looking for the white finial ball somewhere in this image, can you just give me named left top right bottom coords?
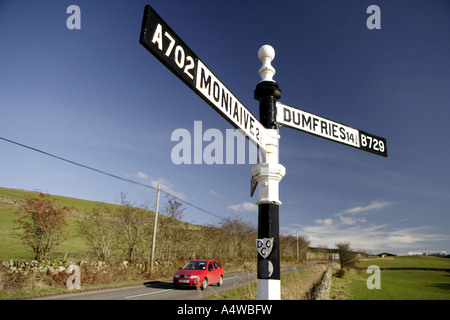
left=258, top=45, right=276, bottom=82
left=258, top=45, right=275, bottom=62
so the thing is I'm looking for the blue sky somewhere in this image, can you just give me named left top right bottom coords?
left=1, top=0, right=449, bottom=255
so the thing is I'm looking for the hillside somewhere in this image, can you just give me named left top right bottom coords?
left=1, top=188, right=117, bottom=260
left=0, top=188, right=306, bottom=265
left=0, top=188, right=311, bottom=299
left=0, top=188, right=194, bottom=261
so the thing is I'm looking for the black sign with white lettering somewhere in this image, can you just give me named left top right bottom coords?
left=140, top=5, right=197, bottom=91
left=358, top=130, right=387, bottom=157
left=139, top=5, right=267, bottom=151
left=276, top=102, right=387, bottom=157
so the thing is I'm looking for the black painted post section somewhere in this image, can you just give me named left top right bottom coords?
left=255, top=82, right=281, bottom=130
left=254, top=81, right=282, bottom=284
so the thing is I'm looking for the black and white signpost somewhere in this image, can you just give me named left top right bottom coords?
left=139, top=5, right=387, bottom=301
left=252, top=45, right=285, bottom=300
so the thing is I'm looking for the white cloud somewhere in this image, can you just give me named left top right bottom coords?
left=281, top=200, right=450, bottom=253
left=151, top=177, right=187, bottom=200
left=285, top=222, right=449, bottom=253
left=315, top=218, right=333, bottom=225
left=136, top=171, right=150, bottom=181
left=124, top=173, right=187, bottom=201
left=227, top=202, right=258, bottom=213
left=125, top=171, right=150, bottom=182
left=330, top=200, right=391, bottom=226
left=209, top=190, right=220, bottom=197
left=339, top=215, right=366, bottom=225
left=342, top=200, right=394, bottom=215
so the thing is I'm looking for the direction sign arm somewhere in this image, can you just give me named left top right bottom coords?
left=276, top=102, right=388, bottom=157
left=139, top=5, right=268, bottom=152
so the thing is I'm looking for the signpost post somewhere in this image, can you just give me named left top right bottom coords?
left=139, top=5, right=387, bottom=301
left=252, top=45, right=285, bottom=300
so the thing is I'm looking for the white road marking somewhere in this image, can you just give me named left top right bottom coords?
left=124, top=276, right=238, bottom=299
left=124, top=288, right=173, bottom=299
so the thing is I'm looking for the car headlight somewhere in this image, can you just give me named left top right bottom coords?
left=190, top=275, right=199, bottom=279
left=174, top=275, right=180, bottom=278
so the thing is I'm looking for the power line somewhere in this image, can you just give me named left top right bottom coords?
left=0, top=136, right=224, bottom=220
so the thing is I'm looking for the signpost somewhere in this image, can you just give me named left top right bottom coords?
left=252, top=45, right=285, bottom=300
left=276, top=102, right=387, bottom=157
left=139, top=5, right=267, bottom=153
left=139, top=5, right=387, bottom=300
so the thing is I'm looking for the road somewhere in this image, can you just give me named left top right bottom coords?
left=38, top=265, right=310, bottom=300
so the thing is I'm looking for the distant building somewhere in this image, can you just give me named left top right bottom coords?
left=377, top=252, right=396, bottom=258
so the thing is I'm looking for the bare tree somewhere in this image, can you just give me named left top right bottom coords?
left=77, top=205, right=115, bottom=260
left=113, top=192, right=152, bottom=262
left=163, top=195, right=185, bottom=220
left=279, top=234, right=310, bottom=262
left=214, top=217, right=257, bottom=260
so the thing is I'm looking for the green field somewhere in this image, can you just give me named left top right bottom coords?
left=3, top=188, right=450, bottom=300
left=0, top=188, right=120, bottom=260
left=331, top=256, right=450, bottom=300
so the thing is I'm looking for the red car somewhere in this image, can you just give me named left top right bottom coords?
left=173, top=260, right=224, bottom=290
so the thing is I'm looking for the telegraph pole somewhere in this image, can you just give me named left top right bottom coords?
left=252, top=45, right=285, bottom=300
left=150, top=182, right=160, bottom=274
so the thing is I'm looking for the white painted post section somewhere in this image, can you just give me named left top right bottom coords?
left=258, top=44, right=276, bottom=82
left=252, top=130, right=285, bottom=206
left=253, top=130, right=285, bottom=300
left=252, top=45, right=285, bottom=300
left=253, top=45, right=284, bottom=205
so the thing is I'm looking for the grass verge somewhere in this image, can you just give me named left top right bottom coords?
left=203, top=264, right=327, bottom=300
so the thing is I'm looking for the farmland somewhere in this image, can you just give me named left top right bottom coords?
left=0, top=187, right=307, bottom=263
left=330, top=255, right=450, bottom=300
left=0, top=187, right=309, bottom=299
left=0, top=188, right=116, bottom=260
left=1, top=188, right=449, bottom=300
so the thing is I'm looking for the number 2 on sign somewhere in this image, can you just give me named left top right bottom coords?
left=361, top=134, right=385, bottom=153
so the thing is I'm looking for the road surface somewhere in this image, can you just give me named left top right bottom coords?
left=38, top=265, right=310, bottom=300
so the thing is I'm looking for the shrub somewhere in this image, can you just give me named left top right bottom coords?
left=337, top=268, right=346, bottom=278
left=336, top=242, right=358, bottom=269
left=14, top=193, right=71, bottom=261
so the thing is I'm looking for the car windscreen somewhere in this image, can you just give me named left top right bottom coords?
left=183, top=261, right=207, bottom=270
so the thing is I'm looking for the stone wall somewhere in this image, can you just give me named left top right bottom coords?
left=314, top=266, right=332, bottom=300
left=313, top=262, right=340, bottom=300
